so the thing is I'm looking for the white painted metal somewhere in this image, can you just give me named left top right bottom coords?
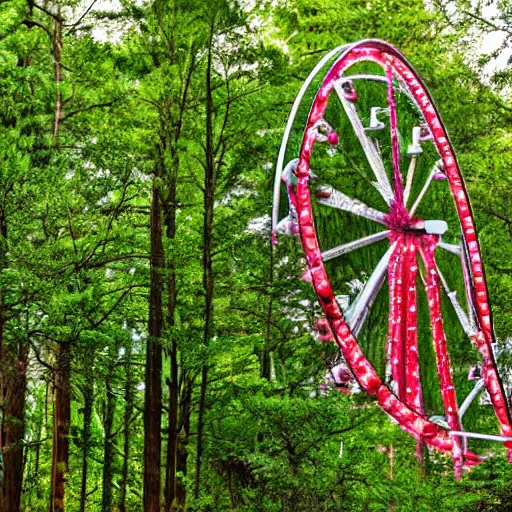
left=322, top=231, right=390, bottom=262
left=344, top=244, right=396, bottom=334
left=424, top=220, right=448, bottom=235
left=438, top=240, right=462, bottom=256
left=449, top=431, right=512, bottom=442
left=316, top=186, right=387, bottom=224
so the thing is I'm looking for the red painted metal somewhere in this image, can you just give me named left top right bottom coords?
left=388, top=233, right=423, bottom=415
left=388, top=237, right=406, bottom=400
left=385, top=65, right=403, bottom=206
left=418, top=237, right=463, bottom=477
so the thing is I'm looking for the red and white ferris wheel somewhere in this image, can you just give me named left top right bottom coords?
left=272, top=39, right=512, bottom=477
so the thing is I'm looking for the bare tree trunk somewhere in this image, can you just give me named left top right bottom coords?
left=101, top=374, right=115, bottom=512
left=143, top=180, right=164, bottom=512
left=79, top=359, right=94, bottom=512
left=262, top=243, right=274, bottom=380
left=0, top=339, right=28, bottom=512
left=48, top=10, right=68, bottom=510
left=29, top=390, right=44, bottom=507
left=176, top=375, right=192, bottom=506
left=0, top=209, right=27, bottom=512
left=195, top=18, right=216, bottom=499
left=52, top=9, right=62, bottom=140
left=161, top=51, right=196, bottom=512
left=51, top=342, right=71, bottom=512
left=148, top=6, right=197, bottom=506
left=163, top=150, right=182, bottom=510
left=164, top=351, right=178, bottom=511
left=119, top=344, right=133, bottom=512
left=195, top=366, right=208, bottom=500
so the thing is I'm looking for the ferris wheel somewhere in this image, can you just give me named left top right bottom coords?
left=272, top=40, right=512, bottom=477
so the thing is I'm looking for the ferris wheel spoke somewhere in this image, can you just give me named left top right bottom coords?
left=436, top=266, right=476, bottom=337
left=438, top=240, right=462, bottom=256
left=458, top=375, right=485, bottom=454
left=334, top=81, right=394, bottom=205
left=403, top=156, right=417, bottom=206
left=385, top=66, right=403, bottom=205
left=410, top=161, right=445, bottom=216
left=410, top=171, right=434, bottom=216
left=321, top=230, right=390, bottom=262
left=419, top=239, right=464, bottom=476
left=459, top=378, right=485, bottom=419
left=460, top=239, right=479, bottom=333
left=315, top=186, right=387, bottom=224
left=344, top=244, right=396, bottom=334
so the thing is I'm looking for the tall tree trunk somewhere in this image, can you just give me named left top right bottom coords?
left=261, top=243, right=274, bottom=380
left=51, top=342, right=71, bottom=512
left=101, top=373, right=115, bottom=512
left=143, top=180, right=164, bottom=512
left=161, top=40, right=196, bottom=512
left=164, top=352, right=178, bottom=511
left=0, top=339, right=28, bottom=512
left=176, top=375, right=192, bottom=506
left=49, top=11, right=69, bottom=510
left=29, top=390, right=44, bottom=507
left=195, top=19, right=216, bottom=499
left=150, top=7, right=197, bottom=506
left=79, top=359, right=94, bottom=512
left=195, top=365, right=208, bottom=500
left=119, top=344, right=133, bottom=512
left=52, top=9, right=62, bottom=140
left=0, top=211, right=28, bottom=512
left=163, top=146, right=180, bottom=510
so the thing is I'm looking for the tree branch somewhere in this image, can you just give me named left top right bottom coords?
left=61, top=101, right=118, bottom=122
left=65, top=0, right=100, bottom=34
left=33, top=2, right=63, bottom=22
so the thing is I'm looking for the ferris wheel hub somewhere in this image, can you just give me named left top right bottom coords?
left=406, top=219, right=448, bottom=235
left=423, top=220, right=448, bottom=235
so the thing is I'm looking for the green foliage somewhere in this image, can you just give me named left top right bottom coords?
left=0, top=0, right=511, bottom=511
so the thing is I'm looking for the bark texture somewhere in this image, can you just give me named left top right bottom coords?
left=143, top=181, right=164, bottom=512
left=51, top=342, right=71, bottom=512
